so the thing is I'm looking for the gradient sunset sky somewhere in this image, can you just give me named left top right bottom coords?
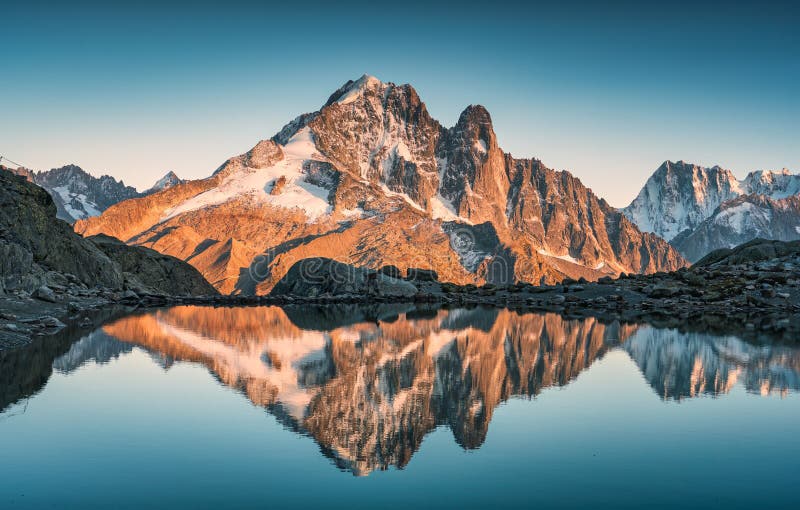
left=1, top=0, right=797, bottom=206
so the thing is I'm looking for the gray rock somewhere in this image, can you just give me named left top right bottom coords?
left=271, top=258, right=418, bottom=298
left=648, top=284, right=681, bottom=298
left=379, top=265, right=403, bottom=279
left=118, top=289, right=140, bottom=301
left=39, top=316, right=65, bottom=329
left=406, top=268, right=438, bottom=282
left=87, top=234, right=218, bottom=296
left=33, top=285, right=57, bottom=303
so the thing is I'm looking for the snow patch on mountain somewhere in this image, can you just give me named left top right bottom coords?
left=429, top=194, right=474, bottom=225
left=537, top=248, right=579, bottom=265
left=713, top=202, right=772, bottom=235
left=162, top=128, right=332, bottom=221
left=53, top=185, right=102, bottom=218
left=742, top=169, right=800, bottom=199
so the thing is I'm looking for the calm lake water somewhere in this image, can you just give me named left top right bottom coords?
left=1, top=305, right=799, bottom=509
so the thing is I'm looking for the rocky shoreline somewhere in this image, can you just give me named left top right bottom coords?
left=3, top=239, right=799, bottom=349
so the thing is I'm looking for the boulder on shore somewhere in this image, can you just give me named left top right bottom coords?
left=271, top=258, right=417, bottom=298
left=694, top=238, right=800, bottom=267
left=406, top=268, right=438, bottom=282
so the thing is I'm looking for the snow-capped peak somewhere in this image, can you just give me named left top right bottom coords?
left=336, top=74, right=384, bottom=104
left=147, top=171, right=183, bottom=193
left=624, top=160, right=798, bottom=242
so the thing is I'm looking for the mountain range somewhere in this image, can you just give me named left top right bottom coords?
left=2, top=164, right=183, bottom=222
left=8, top=77, right=796, bottom=287
left=74, top=75, right=685, bottom=294
left=624, top=161, right=800, bottom=261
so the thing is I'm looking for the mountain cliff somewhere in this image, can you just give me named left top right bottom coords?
left=624, top=161, right=800, bottom=261
left=76, top=75, right=685, bottom=293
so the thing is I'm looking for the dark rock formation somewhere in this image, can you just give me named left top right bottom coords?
left=88, top=234, right=218, bottom=296
left=271, top=257, right=417, bottom=298
left=0, top=170, right=214, bottom=297
left=694, top=238, right=800, bottom=267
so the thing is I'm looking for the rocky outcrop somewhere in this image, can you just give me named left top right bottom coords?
left=76, top=75, right=686, bottom=294
left=0, top=169, right=123, bottom=293
left=270, top=257, right=417, bottom=298
left=0, top=170, right=214, bottom=297
left=88, top=234, right=218, bottom=296
left=694, top=237, right=800, bottom=267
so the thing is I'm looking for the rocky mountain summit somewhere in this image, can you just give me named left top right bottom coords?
left=144, top=171, right=184, bottom=194
left=76, top=75, right=684, bottom=294
left=1, top=164, right=183, bottom=223
left=624, top=161, right=800, bottom=261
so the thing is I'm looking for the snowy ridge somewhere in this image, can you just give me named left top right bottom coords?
left=624, top=161, right=799, bottom=242
left=161, top=128, right=333, bottom=222
left=671, top=194, right=800, bottom=261
left=712, top=201, right=772, bottom=235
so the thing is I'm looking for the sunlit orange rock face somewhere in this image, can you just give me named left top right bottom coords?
left=99, top=305, right=800, bottom=475
left=76, top=76, right=685, bottom=294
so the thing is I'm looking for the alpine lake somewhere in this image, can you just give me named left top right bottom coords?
left=1, top=304, right=798, bottom=509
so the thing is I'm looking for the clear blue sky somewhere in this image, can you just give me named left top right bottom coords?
left=1, top=0, right=797, bottom=206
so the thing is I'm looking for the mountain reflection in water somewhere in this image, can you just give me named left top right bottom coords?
left=2, top=305, right=799, bottom=476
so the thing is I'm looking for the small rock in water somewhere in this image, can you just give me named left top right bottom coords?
left=119, top=290, right=140, bottom=301
left=39, top=316, right=65, bottom=329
